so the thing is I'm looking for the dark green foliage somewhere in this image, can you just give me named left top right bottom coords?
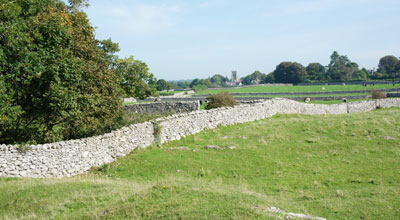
left=156, top=79, right=173, bottom=92
left=326, top=51, right=359, bottom=81
left=176, top=81, right=190, bottom=89
left=156, top=79, right=168, bottom=91
left=306, top=63, right=326, bottom=81
left=116, top=56, right=157, bottom=99
left=378, top=55, right=399, bottom=78
left=205, top=92, right=237, bottom=109
left=352, top=68, right=368, bottom=80
left=210, top=74, right=229, bottom=87
left=273, top=62, right=308, bottom=83
left=262, top=73, right=275, bottom=83
left=0, top=0, right=123, bottom=144
left=241, top=71, right=267, bottom=85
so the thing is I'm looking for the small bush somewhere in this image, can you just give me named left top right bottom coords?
left=152, top=121, right=162, bottom=147
left=205, top=92, right=237, bottom=110
left=371, top=90, right=387, bottom=99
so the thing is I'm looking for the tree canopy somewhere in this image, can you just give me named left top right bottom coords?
left=0, top=0, right=124, bottom=144
left=116, top=56, right=157, bottom=99
left=306, top=63, right=326, bottom=81
left=378, top=55, right=399, bottom=78
left=273, top=62, right=308, bottom=84
left=326, top=51, right=359, bottom=81
left=242, top=71, right=267, bottom=85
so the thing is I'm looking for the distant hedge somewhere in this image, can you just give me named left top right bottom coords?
left=0, top=0, right=123, bottom=144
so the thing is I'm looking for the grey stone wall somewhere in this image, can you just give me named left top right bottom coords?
left=0, top=122, right=154, bottom=178
left=1, top=98, right=400, bottom=178
left=387, top=93, right=400, bottom=98
left=124, top=101, right=200, bottom=114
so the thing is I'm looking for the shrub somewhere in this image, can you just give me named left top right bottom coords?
left=371, top=90, right=387, bottom=99
left=205, top=92, right=237, bottom=110
left=0, top=0, right=123, bottom=144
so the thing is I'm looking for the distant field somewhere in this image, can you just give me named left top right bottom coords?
left=233, top=92, right=370, bottom=98
left=1, top=108, right=399, bottom=219
left=306, top=99, right=369, bottom=104
left=195, top=84, right=400, bottom=95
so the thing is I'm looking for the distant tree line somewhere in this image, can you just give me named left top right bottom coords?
left=155, top=74, right=230, bottom=92
left=251, top=52, right=400, bottom=85
left=167, top=52, right=400, bottom=89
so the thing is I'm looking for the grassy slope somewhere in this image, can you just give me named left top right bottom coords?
left=195, top=84, right=400, bottom=95
left=1, top=108, right=399, bottom=219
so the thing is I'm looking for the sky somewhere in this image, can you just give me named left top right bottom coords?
left=76, top=0, right=399, bottom=80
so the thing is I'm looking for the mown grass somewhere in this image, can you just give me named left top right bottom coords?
left=195, top=84, right=400, bottom=95
left=1, top=108, right=399, bottom=219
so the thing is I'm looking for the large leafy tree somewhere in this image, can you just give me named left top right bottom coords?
left=156, top=79, right=168, bottom=91
left=352, top=68, right=368, bottom=80
left=306, top=63, right=326, bottom=81
left=326, top=51, right=359, bottom=81
left=242, top=71, right=267, bottom=85
left=0, top=0, right=123, bottom=144
left=116, top=56, right=157, bottom=99
left=378, top=55, right=399, bottom=78
left=397, top=60, right=400, bottom=74
left=273, top=62, right=308, bottom=84
left=210, top=74, right=228, bottom=87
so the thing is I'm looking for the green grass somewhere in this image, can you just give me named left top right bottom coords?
left=199, top=101, right=208, bottom=110
left=159, top=91, right=175, bottom=96
left=1, top=108, right=400, bottom=219
left=233, top=92, right=370, bottom=98
left=195, top=84, right=400, bottom=95
left=306, top=99, right=369, bottom=104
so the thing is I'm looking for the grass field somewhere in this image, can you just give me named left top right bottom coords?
left=1, top=108, right=399, bottom=219
left=232, top=92, right=370, bottom=98
left=307, top=99, right=368, bottom=104
left=195, top=84, right=400, bottom=95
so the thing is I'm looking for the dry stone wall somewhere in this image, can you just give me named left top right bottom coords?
left=0, top=122, right=154, bottom=178
left=1, top=98, right=400, bottom=178
left=124, top=101, right=200, bottom=114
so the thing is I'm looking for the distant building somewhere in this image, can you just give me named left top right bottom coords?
left=231, top=70, right=239, bottom=82
left=228, top=70, right=242, bottom=86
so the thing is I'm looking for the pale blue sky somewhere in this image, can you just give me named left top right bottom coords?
left=79, top=0, right=399, bottom=80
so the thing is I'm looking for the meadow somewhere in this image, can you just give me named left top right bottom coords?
left=0, top=108, right=399, bottom=219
